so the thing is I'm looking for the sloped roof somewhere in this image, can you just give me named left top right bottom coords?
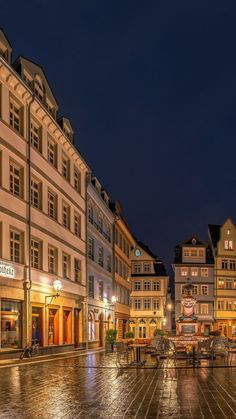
left=13, top=56, right=58, bottom=109
left=136, top=241, right=157, bottom=259
left=0, top=28, right=12, bottom=52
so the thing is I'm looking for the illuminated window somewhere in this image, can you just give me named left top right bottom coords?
left=226, top=301, right=232, bottom=310
left=217, top=300, right=224, bottom=310
left=199, top=249, right=204, bottom=257
left=183, top=249, right=189, bottom=257
left=225, top=240, right=233, bottom=250
left=201, top=304, right=208, bottom=314
left=190, top=249, right=197, bottom=257
left=181, top=267, right=188, bottom=276
left=88, top=312, right=95, bottom=341
left=191, top=268, right=198, bottom=277
left=218, top=279, right=224, bottom=289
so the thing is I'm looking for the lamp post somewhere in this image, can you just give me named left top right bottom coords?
left=45, top=279, right=62, bottom=306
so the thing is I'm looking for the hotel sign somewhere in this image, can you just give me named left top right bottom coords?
left=0, top=261, right=15, bottom=278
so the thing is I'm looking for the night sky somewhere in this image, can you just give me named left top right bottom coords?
left=3, top=1, right=236, bottom=275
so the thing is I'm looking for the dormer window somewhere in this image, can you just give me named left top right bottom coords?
left=225, top=240, right=233, bottom=250
left=34, top=78, right=44, bottom=102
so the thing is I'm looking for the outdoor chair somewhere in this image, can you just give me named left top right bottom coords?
left=197, top=338, right=214, bottom=365
left=114, top=342, right=130, bottom=366
left=144, top=337, right=164, bottom=365
left=225, top=340, right=236, bottom=365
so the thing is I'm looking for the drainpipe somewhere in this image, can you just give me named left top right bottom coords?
left=24, top=87, right=35, bottom=344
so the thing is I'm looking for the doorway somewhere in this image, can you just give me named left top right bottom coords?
left=32, top=306, right=43, bottom=346
left=74, top=308, right=80, bottom=348
left=48, top=308, right=59, bottom=345
left=63, top=309, right=72, bottom=344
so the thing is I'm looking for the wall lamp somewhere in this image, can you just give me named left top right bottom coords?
left=45, top=279, right=62, bottom=306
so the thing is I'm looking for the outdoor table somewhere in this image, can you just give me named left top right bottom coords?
left=128, top=343, right=147, bottom=366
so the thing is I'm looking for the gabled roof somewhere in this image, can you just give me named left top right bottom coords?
left=13, top=56, right=58, bottom=110
left=136, top=241, right=157, bottom=259
left=0, top=29, right=12, bottom=51
left=180, top=235, right=207, bottom=247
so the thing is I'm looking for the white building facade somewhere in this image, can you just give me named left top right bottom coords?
left=87, top=176, right=115, bottom=348
left=0, top=30, right=89, bottom=355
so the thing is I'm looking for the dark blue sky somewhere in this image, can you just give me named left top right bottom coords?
left=3, top=1, right=236, bottom=272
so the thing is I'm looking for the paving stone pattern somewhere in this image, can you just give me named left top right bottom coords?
left=0, top=352, right=236, bottom=419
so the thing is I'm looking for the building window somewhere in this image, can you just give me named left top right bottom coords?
left=134, top=299, right=141, bottom=310
left=181, top=267, right=188, bottom=276
left=98, top=281, right=103, bottom=300
left=74, top=167, right=81, bottom=194
left=201, top=268, right=208, bottom=277
left=0, top=300, right=22, bottom=348
left=98, top=246, right=103, bottom=267
left=74, top=212, right=81, bottom=237
left=144, top=299, right=151, bottom=310
left=229, top=260, right=236, bottom=270
left=62, top=253, right=70, bottom=278
left=199, top=249, right=204, bottom=257
left=134, top=281, right=141, bottom=291
left=31, top=239, right=42, bottom=269
left=88, top=203, right=93, bottom=223
left=107, top=255, right=111, bottom=272
left=134, top=263, right=141, bottom=273
left=9, top=98, right=23, bottom=134
left=10, top=161, right=23, bottom=198
left=144, top=281, right=151, bottom=291
left=183, top=249, right=189, bottom=257
left=191, top=268, right=198, bottom=277
left=62, top=153, right=70, bottom=182
left=225, top=240, right=233, bottom=250
left=48, top=246, right=57, bottom=274
left=226, top=301, right=232, bottom=310
left=153, top=281, right=160, bottom=291
left=62, top=202, right=70, bottom=229
left=222, top=259, right=228, bottom=269
left=201, top=304, right=208, bottom=314
left=201, top=285, right=208, bottom=295
left=31, top=177, right=42, bottom=209
left=190, top=249, right=197, bottom=257
left=88, top=237, right=94, bottom=260
left=47, top=137, right=57, bottom=168
left=88, top=276, right=94, bottom=298
left=218, top=279, right=224, bottom=289
left=48, top=190, right=57, bottom=220
left=30, top=120, right=42, bottom=152
left=153, top=299, right=160, bottom=310
left=218, top=300, right=224, bottom=310
left=10, top=229, right=22, bottom=263
left=226, top=279, right=232, bottom=289
left=74, top=258, right=81, bottom=282
left=193, top=285, right=198, bottom=295
left=98, top=214, right=103, bottom=233
left=144, top=263, right=151, bottom=272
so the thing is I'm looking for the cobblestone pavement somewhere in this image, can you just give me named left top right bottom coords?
left=0, top=352, right=236, bottom=419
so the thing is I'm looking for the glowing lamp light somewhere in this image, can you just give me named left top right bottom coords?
left=163, top=317, right=167, bottom=325
left=53, top=279, right=62, bottom=293
left=167, top=303, right=172, bottom=310
left=111, top=296, right=117, bottom=304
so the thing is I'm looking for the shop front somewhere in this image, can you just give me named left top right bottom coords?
left=0, top=299, right=22, bottom=349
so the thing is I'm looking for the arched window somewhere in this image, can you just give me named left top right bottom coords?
left=88, top=311, right=95, bottom=341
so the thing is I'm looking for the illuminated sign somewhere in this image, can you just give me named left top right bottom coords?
left=0, top=262, right=15, bottom=278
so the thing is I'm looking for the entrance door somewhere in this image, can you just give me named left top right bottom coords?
left=63, top=309, right=72, bottom=344
left=48, top=308, right=59, bottom=345
left=32, top=306, right=43, bottom=346
left=74, top=308, right=80, bottom=348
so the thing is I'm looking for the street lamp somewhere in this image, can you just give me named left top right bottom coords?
left=45, top=279, right=62, bottom=306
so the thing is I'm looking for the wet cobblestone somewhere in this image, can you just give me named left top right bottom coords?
left=0, top=352, right=236, bottom=418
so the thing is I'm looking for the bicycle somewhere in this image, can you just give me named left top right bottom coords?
left=19, top=339, right=39, bottom=360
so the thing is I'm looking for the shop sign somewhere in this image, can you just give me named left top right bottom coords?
left=0, top=261, right=15, bottom=278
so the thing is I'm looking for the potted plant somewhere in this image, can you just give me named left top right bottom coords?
left=153, top=329, right=165, bottom=337
left=105, top=329, right=117, bottom=352
left=124, top=331, right=134, bottom=339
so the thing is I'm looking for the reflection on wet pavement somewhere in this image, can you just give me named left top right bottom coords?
left=0, top=352, right=236, bottom=418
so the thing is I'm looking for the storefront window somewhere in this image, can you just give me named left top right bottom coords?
left=48, top=308, right=59, bottom=345
left=0, top=300, right=22, bottom=348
